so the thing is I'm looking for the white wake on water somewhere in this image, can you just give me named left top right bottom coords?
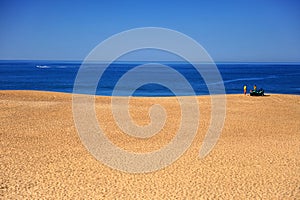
left=36, top=65, right=51, bottom=69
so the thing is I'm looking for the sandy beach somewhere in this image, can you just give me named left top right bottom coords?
left=1, top=90, right=299, bottom=199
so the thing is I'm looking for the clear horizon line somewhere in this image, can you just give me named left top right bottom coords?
left=0, top=59, right=300, bottom=64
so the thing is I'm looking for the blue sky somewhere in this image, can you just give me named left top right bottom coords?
left=0, top=0, right=299, bottom=62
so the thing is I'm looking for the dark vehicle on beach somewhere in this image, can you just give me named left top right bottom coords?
left=250, top=88, right=264, bottom=96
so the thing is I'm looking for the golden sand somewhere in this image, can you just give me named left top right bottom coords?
left=1, top=90, right=299, bottom=199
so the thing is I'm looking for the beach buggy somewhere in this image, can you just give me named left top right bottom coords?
left=250, top=88, right=264, bottom=96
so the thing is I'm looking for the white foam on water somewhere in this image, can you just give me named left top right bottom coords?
left=36, top=65, right=50, bottom=69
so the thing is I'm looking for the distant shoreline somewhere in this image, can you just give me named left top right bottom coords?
left=0, top=89, right=299, bottom=98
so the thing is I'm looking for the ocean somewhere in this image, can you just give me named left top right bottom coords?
left=0, top=60, right=299, bottom=96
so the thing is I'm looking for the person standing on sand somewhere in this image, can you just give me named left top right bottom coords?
left=244, top=85, right=247, bottom=95
left=254, top=84, right=257, bottom=91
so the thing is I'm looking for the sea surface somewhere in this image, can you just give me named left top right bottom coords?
left=0, top=60, right=299, bottom=96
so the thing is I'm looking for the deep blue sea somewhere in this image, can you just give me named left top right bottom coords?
left=0, top=60, right=299, bottom=96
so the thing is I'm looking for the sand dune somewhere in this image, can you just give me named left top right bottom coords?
left=1, top=90, right=299, bottom=199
